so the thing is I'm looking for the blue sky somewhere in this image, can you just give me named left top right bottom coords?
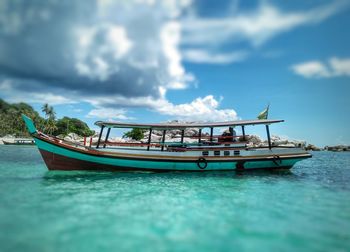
left=0, top=0, right=349, bottom=146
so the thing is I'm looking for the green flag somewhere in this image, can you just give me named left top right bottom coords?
left=257, top=105, right=269, bottom=120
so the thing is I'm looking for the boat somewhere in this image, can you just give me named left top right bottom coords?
left=3, top=139, right=35, bottom=145
left=22, top=114, right=311, bottom=172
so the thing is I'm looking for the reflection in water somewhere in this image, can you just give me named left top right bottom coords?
left=42, top=168, right=295, bottom=183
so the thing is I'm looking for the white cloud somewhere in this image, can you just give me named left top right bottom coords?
left=0, top=79, right=12, bottom=91
left=329, top=57, right=350, bottom=76
left=181, top=1, right=349, bottom=47
left=155, top=95, right=238, bottom=121
left=8, top=92, right=74, bottom=105
left=291, top=57, right=350, bottom=78
left=0, top=0, right=195, bottom=103
left=291, top=61, right=331, bottom=78
left=1, top=76, right=233, bottom=122
left=87, top=108, right=134, bottom=120
left=85, top=94, right=237, bottom=122
left=108, top=26, right=133, bottom=58
left=182, top=49, right=248, bottom=64
left=0, top=80, right=74, bottom=105
left=75, top=24, right=133, bottom=81
left=161, top=21, right=185, bottom=89
left=32, top=93, right=75, bottom=105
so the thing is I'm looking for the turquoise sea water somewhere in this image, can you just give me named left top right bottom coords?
left=0, top=146, right=349, bottom=252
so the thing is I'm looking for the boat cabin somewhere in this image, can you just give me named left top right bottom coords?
left=94, top=119, right=284, bottom=152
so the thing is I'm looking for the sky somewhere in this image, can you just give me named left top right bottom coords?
left=0, top=0, right=349, bottom=146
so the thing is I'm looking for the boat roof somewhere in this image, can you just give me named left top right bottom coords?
left=95, top=119, right=284, bottom=129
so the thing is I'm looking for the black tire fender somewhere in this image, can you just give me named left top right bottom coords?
left=272, top=155, right=282, bottom=166
left=197, top=157, right=207, bottom=169
left=236, top=160, right=245, bottom=171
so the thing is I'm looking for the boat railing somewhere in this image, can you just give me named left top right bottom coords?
left=36, top=131, right=94, bottom=151
left=103, top=141, right=162, bottom=148
left=189, top=134, right=247, bottom=139
left=247, top=145, right=303, bottom=150
left=35, top=131, right=301, bottom=153
left=165, top=134, right=247, bottom=139
left=101, top=140, right=248, bottom=151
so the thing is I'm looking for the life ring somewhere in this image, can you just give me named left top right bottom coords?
left=236, top=160, right=245, bottom=171
left=272, top=155, right=282, bottom=166
left=197, top=157, right=207, bottom=169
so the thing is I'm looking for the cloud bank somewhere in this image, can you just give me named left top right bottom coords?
left=0, top=0, right=348, bottom=121
left=156, top=95, right=237, bottom=121
left=291, top=58, right=350, bottom=79
left=181, top=0, right=348, bottom=48
left=0, top=0, right=192, bottom=100
left=182, top=49, right=248, bottom=64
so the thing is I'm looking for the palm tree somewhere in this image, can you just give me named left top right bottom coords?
left=47, top=106, right=56, bottom=120
left=41, top=103, right=49, bottom=119
left=46, top=118, right=58, bottom=135
left=42, top=104, right=57, bottom=135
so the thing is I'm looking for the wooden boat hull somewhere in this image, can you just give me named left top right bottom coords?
left=38, top=148, right=297, bottom=171
left=33, top=136, right=310, bottom=172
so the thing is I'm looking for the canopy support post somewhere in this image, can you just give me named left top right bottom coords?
left=198, top=129, right=202, bottom=144
left=180, top=130, right=184, bottom=144
left=96, top=125, right=105, bottom=149
left=266, top=125, right=272, bottom=149
left=161, top=130, right=166, bottom=151
left=147, top=128, right=152, bottom=151
left=210, top=127, right=214, bottom=143
left=241, top=126, right=246, bottom=141
left=103, top=128, right=111, bottom=148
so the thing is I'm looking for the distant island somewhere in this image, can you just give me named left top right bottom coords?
left=0, top=99, right=94, bottom=139
left=0, top=99, right=348, bottom=151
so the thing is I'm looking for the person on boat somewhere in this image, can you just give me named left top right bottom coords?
left=219, top=127, right=236, bottom=142
left=229, top=127, right=236, bottom=142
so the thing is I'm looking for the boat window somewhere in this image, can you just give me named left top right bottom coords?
left=224, top=151, right=230, bottom=156
left=214, top=150, right=220, bottom=156
left=202, top=151, right=209, bottom=156
left=234, top=150, right=240, bottom=156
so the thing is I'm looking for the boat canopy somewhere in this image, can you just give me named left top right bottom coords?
left=95, top=119, right=284, bottom=129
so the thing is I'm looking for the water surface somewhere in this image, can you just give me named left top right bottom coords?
left=0, top=146, right=349, bottom=252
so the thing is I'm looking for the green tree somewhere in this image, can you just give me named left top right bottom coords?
left=42, top=104, right=57, bottom=135
left=0, top=99, right=44, bottom=137
left=45, top=118, right=57, bottom=135
left=41, top=103, right=49, bottom=118
left=0, top=99, right=94, bottom=138
left=123, top=128, right=145, bottom=141
left=47, top=105, right=56, bottom=120
left=53, top=117, right=94, bottom=137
